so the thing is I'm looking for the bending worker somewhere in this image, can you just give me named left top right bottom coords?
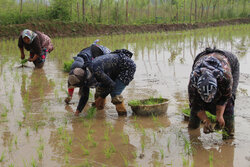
left=67, top=49, right=136, bottom=116
left=65, top=40, right=111, bottom=103
left=188, top=47, right=239, bottom=139
left=18, top=29, right=53, bottom=68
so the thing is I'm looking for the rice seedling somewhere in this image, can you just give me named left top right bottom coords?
left=182, top=108, right=216, bottom=123
left=0, top=152, right=4, bottom=162
left=120, top=132, right=129, bottom=144
left=132, top=151, right=137, bottom=158
left=64, top=143, right=72, bottom=153
left=65, top=154, right=69, bottom=164
left=14, top=136, right=17, bottom=146
left=160, top=149, right=164, bottom=159
left=104, top=143, right=116, bottom=159
left=141, top=139, right=145, bottom=152
left=120, top=153, right=129, bottom=167
left=30, top=158, right=37, bottom=167
left=18, top=121, right=22, bottom=127
left=49, top=117, right=56, bottom=122
left=81, top=145, right=90, bottom=156
left=209, top=152, right=214, bottom=167
left=83, top=159, right=91, bottom=167
left=85, top=107, right=97, bottom=119
left=26, top=128, right=30, bottom=137
left=8, top=164, right=14, bottom=167
left=104, top=128, right=110, bottom=141
left=128, top=96, right=165, bottom=106
left=167, top=137, right=171, bottom=150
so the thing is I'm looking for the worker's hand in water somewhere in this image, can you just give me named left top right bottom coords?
left=95, top=97, right=105, bottom=110
left=203, top=119, right=214, bottom=134
left=21, top=53, right=25, bottom=60
left=74, top=110, right=80, bottom=116
left=64, top=96, right=72, bottom=104
left=216, top=116, right=225, bottom=128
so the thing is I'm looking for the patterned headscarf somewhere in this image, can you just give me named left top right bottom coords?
left=197, top=70, right=217, bottom=103
left=190, top=56, right=224, bottom=103
left=21, top=29, right=37, bottom=44
left=68, top=68, right=85, bottom=86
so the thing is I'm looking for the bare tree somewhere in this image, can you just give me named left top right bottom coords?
left=20, top=0, right=23, bottom=14
left=155, top=0, right=157, bottom=23
left=126, top=0, right=129, bottom=22
left=194, top=0, right=197, bottom=22
left=190, top=0, right=193, bottom=23
left=77, top=1, right=80, bottom=21
left=82, top=0, right=85, bottom=21
left=99, top=0, right=103, bottom=22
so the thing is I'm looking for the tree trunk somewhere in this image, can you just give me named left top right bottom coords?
left=99, top=0, right=103, bottom=23
left=36, top=0, right=39, bottom=14
left=189, top=0, right=193, bottom=23
left=206, top=0, right=212, bottom=21
left=126, top=0, right=129, bottom=22
left=217, top=0, right=220, bottom=18
left=147, top=0, right=150, bottom=18
left=155, top=0, right=157, bottom=23
left=116, top=1, right=119, bottom=24
left=176, top=4, right=179, bottom=23
left=91, top=5, right=94, bottom=22
left=82, top=0, right=85, bottom=22
left=183, top=0, right=186, bottom=22
left=201, top=2, right=204, bottom=21
left=212, top=2, right=217, bottom=17
left=77, top=1, right=80, bottom=22
left=194, top=0, right=197, bottom=22
left=20, top=0, right=23, bottom=14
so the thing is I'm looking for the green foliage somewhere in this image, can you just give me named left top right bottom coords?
left=21, top=59, right=28, bottom=65
left=63, top=59, right=74, bottom=72
left=49, top=0, right=72, bottom=21
left=182, top=108, right=216, bottom=123
left=0, top=0, right=249, bottom=25
left=128, top=96, right=165, bottom=106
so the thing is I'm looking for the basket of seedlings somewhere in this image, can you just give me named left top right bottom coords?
left=128, top=97, right=169, bottom=116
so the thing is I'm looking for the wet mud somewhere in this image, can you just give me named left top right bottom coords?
left=0, top=24, right=250, bottom=167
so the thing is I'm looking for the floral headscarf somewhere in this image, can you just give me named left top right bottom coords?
left=21, top=29, right=37, bottom=44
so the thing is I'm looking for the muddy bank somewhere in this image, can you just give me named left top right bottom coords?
left=0, top=18, right=249, bottom=39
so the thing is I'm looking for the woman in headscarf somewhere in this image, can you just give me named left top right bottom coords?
left=188, top=47, right=239, bottom=139
left=64, top=39, right=111, bottom=104
left=67, top=49, right=136, bottom=116
left=18, top=29, right=54, bottom=68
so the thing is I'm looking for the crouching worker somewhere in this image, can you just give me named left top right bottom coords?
left=188, top=47, right=239, bottom=139
left=64, top=40, right=111, bottom=103
left=18, top=29, right=54, bottom=68
left=67, top=49, right=136, bottom=116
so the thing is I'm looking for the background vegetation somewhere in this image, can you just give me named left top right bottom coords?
left=0, top=0, right=249, bottom=26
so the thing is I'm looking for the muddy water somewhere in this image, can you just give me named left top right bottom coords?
left=0, top=24, right=250, bottom=167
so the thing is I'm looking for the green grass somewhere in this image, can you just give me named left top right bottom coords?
left=182, top=108, right=216, bottom=123
left=128, top=96, right=165, bottom=106
left=63, top=59, right=74, bottom=72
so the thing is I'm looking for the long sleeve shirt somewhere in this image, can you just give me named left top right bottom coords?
left=188, top=48, right=239, bottom=113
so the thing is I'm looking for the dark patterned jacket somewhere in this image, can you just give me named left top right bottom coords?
left=188, top=48, right=239, bottom=113
left=77, top=50, right=136, bottom=112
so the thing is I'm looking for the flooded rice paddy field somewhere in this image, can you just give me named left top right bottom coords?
left=0, top=24, right=250, bottom=167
